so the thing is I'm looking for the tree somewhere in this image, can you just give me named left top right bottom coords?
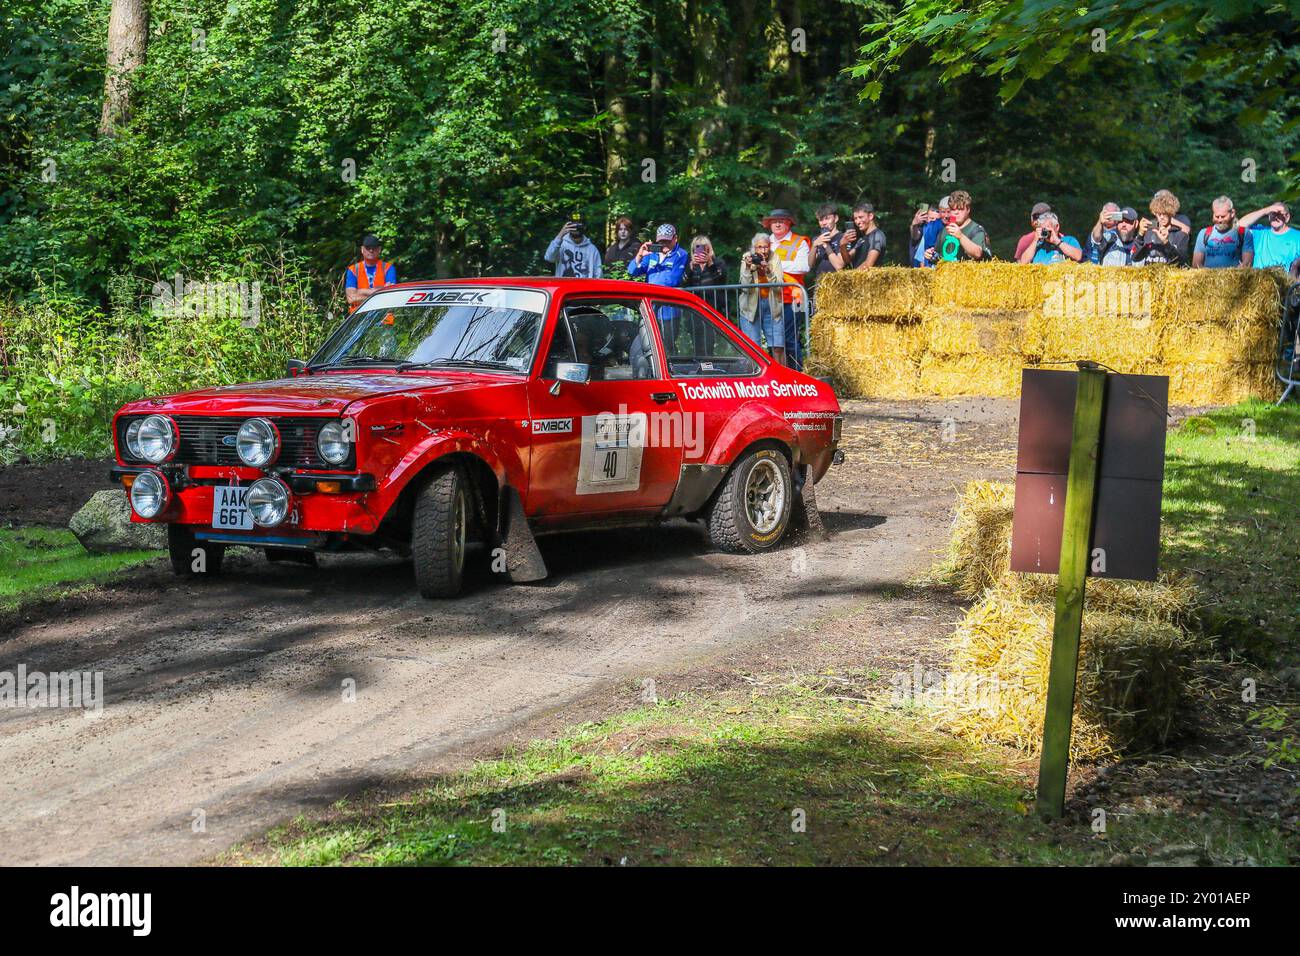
left=99, top=0, right=150, bottom=136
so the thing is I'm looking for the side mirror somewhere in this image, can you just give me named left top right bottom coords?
left=287, top=358, right=308, bottom=377
left=555, top=362, right=590, bottom=384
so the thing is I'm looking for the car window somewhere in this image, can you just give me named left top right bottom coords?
left=311, top=287, right=547, bottom=372
left=542, top=298, right=660, bottom=381
left=652, top=301, right=761, bottom=377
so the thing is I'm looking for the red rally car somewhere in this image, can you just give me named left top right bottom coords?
left=111, top=278, right=845, bottom=597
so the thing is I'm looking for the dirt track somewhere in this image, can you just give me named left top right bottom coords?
left=0, top=398, right=1016, bottom=865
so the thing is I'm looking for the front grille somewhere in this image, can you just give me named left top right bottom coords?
left=118, top=416, right=349, bottom=469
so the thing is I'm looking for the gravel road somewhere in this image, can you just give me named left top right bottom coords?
left=0, top=398, right=1016, bottom=865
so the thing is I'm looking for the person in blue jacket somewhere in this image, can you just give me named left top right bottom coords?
left=627, top=223, right=689, bottom=287
left=628, top=224, right=690, bottom=351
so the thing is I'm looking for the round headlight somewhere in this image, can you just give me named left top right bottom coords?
left=129, top=469, right=169, bottom=519
left=137, top=415, right=177, bottom=463
left=124, top=419, right=144, bottom=459
left=317, top=419, right=352, bottom=465
left=248, top=477, right=291, bottom=527
left=237, top=418, right=280, bottom=467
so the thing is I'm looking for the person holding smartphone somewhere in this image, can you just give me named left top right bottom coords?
left=544, top=216, right=603, bottom=278
left=680, top=235, right=728, bottom=354
left=839, top=202, right=886, bottom=270
left=1133, top=190, right=1191, bottom=266
left=682, top=235, right=728, bottom=311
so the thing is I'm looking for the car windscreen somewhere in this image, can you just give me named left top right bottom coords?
left=310, top=287, right=548, bottom=373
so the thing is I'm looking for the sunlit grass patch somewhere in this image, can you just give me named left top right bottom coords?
left=0, top=526, right=159, bottom=611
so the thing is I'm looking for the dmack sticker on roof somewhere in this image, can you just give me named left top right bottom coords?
left=360, top=287, right=548, bottom=315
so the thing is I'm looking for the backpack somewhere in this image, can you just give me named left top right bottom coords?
left=1202, top=225, right=1245, bottom=247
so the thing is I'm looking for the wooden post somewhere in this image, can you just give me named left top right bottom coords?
left=1035, top=365, right=1107, bottom=820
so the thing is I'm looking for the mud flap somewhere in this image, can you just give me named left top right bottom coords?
left=793, top=469, right=830, bottom=541
left=502, top=487, right=548, bottom=583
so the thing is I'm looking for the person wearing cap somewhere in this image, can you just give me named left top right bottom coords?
left=628, top=224, right=690, bottom=349
left=910, top=197, right=948, bottom=267
left=1192, top=196, right=1254, bottom=269
left=345, top=235, right=397, bottom=312
left=627, top=223, right=689, bottom=287
left=1016, top=211, right=1083, bottom=264
left=1014, top=202, right=1054, bottom=262
left=1087, top=205, right=1141, bottom=266
left=763, top=208, right=810, bottom=370
left=1237, top=202, right=1300, bottom=270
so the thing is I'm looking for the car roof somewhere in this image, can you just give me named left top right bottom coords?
left=370, top=276, right=705, bottom=302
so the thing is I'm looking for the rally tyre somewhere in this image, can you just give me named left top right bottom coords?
left=412, top=466, right=469, bottom=598
left=167, top=524, right=225, bottom=576
left=707, top=447, right=793, bottom=554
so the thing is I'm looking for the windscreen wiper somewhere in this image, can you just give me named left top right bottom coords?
left=309, top=355, right=401, bottom=371
left=395, top=358, right=518, bottom=372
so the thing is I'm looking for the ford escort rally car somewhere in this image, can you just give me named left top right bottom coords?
left=111, top=277, right=844, bottom=597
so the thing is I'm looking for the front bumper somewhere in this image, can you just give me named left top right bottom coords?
left=110, top=465, right=382, bottom=536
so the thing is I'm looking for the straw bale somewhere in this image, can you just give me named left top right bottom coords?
left=922, top=308, right=1045, bottom=357
left=934, top=590, right=1200, bottom=760
left=918, top=353, right=1023, bottom=397
left=814, top=267, right=931, bottom=319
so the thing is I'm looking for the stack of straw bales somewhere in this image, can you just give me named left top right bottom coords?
left=810, top=267, right=928, bottom=397
left=929, top=480, right=1203, bottom=760
left=811, top=263, right=1286, bottom=405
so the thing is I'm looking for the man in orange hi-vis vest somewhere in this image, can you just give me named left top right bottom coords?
left=762, top=209, right=809, bottom=370
left=345, top=235, right=398, bottom=312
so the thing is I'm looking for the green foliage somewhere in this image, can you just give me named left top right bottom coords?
left=0, top=249, right=330, bottom=459
left=856, top=1, right=1300, bottom=199
left=4, top=0, right=1298, bottom=291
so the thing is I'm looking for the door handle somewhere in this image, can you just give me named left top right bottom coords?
left=651, top=391, right=677, bottom=404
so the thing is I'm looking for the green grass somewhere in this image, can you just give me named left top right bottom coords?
left=234, top=685, right=1290, bottom=867
left=1163, top=401, right=1300, bottom=662
left=0, top=526, right=159, bottom=612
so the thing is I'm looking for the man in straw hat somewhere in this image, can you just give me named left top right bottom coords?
left=763, top=208, right=810, bottom=370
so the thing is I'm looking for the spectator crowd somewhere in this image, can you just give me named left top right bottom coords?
left=346, top=188, right=1300, bottom=370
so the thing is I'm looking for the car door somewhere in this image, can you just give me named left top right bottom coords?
left=525, top=295, right=685, bottom=518
left=652, top=296, right=766, bottom=468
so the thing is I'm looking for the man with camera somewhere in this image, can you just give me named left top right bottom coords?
left=910, top=196, right=948, bottom=267
left=1237, top=202, right=1300, bottom=271
left=544, top=216, right=603, bottom=279
left=1014, top=202, right=1054, bottom=261
left=807, top=203, right=845, bottom=316
left=1016, top=211, right=1083, bottom=264
left=1086, top=205, right=1141, bottom=266
left=923, top=191, right=989, bottom=264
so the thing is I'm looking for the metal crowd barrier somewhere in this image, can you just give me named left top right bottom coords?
left=681, top=281, right=811, bottom=365
left=1276, top=280, right=1300, bottom=404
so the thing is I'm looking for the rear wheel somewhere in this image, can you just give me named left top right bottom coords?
left=412, top=466, right=469, bottom=598
left=167, top=524, right=225, bottom=576
left=707, top=446, right=793, bottom=554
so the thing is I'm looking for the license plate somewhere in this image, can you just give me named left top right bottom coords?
left=212, top=485, right=252, bottom=531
